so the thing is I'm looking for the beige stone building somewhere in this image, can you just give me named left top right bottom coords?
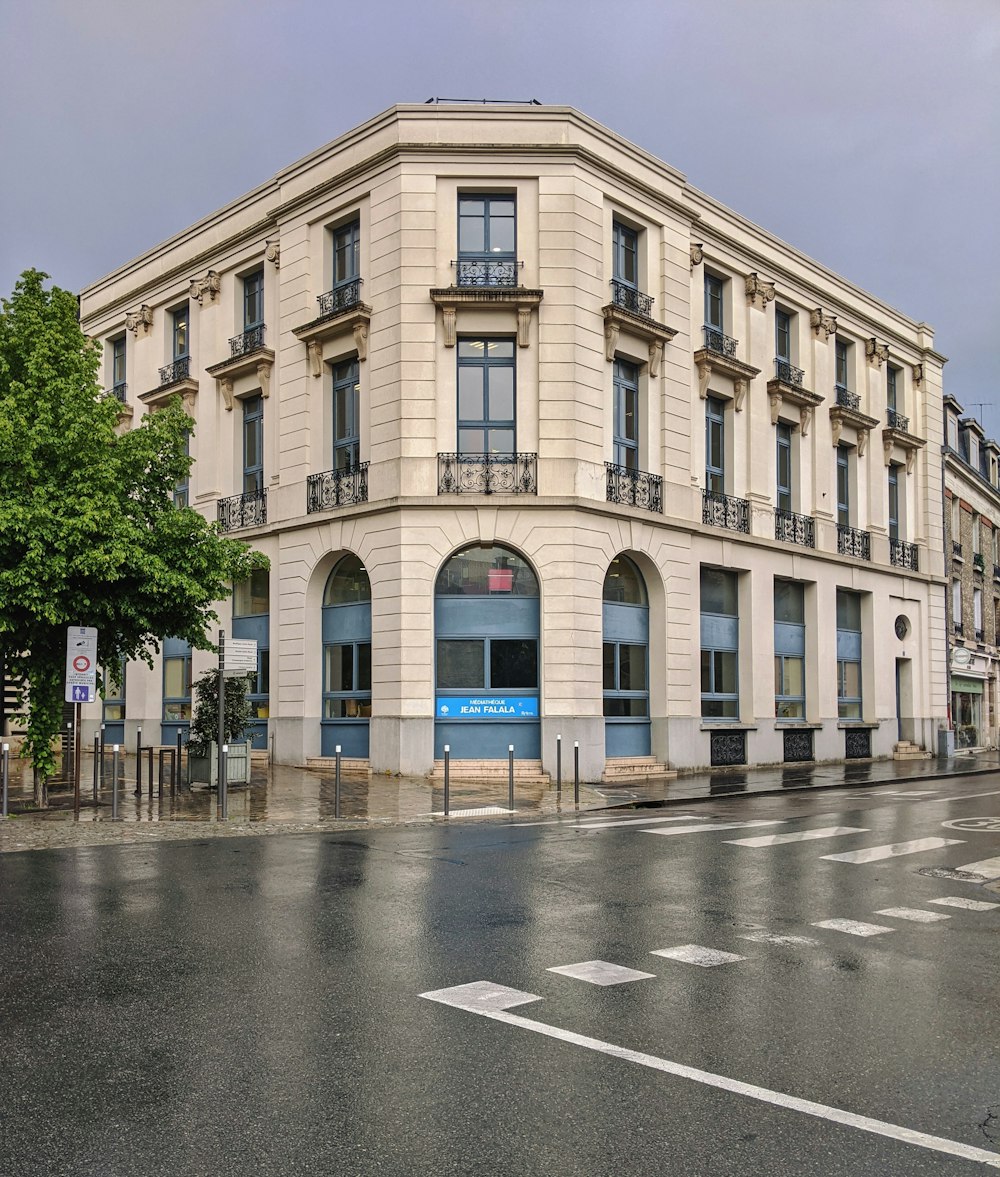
left=78, top=102, right=948, bottom=779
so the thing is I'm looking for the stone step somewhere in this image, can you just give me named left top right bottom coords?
left=304, top=757, right=372, bottom=777
left=892, top=741, right=930, bottom=760
left=602, top=756, right=677, bottom=782
left=429, top=759, right=551, bottom=784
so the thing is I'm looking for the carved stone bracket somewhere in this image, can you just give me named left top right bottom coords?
left=442, top=306, right=457, bottom=348
left=604, top=320, right=619, bottom=362
left=189, top=271, right=221, bottom=305
left=265, top=241, right=280, bottom=269
left=206, top=347, right=274, bottom=409
left=830, top=403, right=878, bottom=453
left=218, top=376, right=234, bottom=411
left=912, top=362, right=924, bottom=387
left=307, top=340, right=323, bottom=378
left=769, top=391, right=782, bottom=424
left=648, top=340, right=663, bottom=378
left=125, top=305, right=153, bottom=337
left=866, top=337, right=889, bottom=368
left=257, top=361, right=271, bottom=398
left=601, top=304, right=677, bottom=374
left=697, top=360, right=712, bottom=400
left=882, top=424, right=926, bottom=472
left=800, top=406, right=813, bottom=436
left=292, top=304, right=373, bottom=376
left=734, top=378, right=748, bottom=412
left=430, top=287, right=543, bottom=349
left=689, top=243, right=704, bottom=271
left=693, top=348, right=760, bottom=407
left=765, top=376, right=823, bottom=433
left=353, top=321, right=368, bottom=361
left=811, top=307, right=837, bottom=338
left=745, top=272, right=776, bottom=311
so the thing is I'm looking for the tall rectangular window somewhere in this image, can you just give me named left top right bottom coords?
left=162, top=649, right=192, bottom=723
left=458, top=195, right=515, bottom=285
left=974, top=586, right=984, bottom=636
left=111, top=336, right=126, bottom=394
left=612, top=220, right=638, bottom=288
left=457, top=338, right=515, bottom=454
left=172, top=305, right=189, bottom=359
left=973, top=512, right=981, bottom=553
left=886, top=364, right=899, bottom=412
left=173, top=428, right=190, bottom=508
left=774, top=580, right=805, bottom=720
left=701, top=567, right=739, bottom=719
left=835, top=338, right=849, bottom=390
left=836, top=589, right=862, bottom=719
left=706, top=396, right=726, bottom=495
left=243, top=269, right=264, bottom=329
left=612, top=358, right=639, bottom=470
left=776, top=422, right=793, bottom=512
left=836, top=445, right=851, bottom=526
left=952, top=579, right=962, bottom=627
left=333, top=219, right=360, bottom=288
left=775, top=309, right=792, bottom=362
left=704, top=273, right=724, bottom=330
left=242, top=394, right=264, bottom=495
left=888, top=464, right=900, bottom=541
left=332, top=357, right=360, bottom=470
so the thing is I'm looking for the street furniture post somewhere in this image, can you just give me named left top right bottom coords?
left=508, top=744, right=515, bottom=810
left=111, top=745, right=120, bottom=819
left=574, top=741, right=580, bottom=806
left=443, top=745, right=450, bottom=816
left=556, top=734, right=562, bottom=795
left=335, top=745, right=342, bottom=819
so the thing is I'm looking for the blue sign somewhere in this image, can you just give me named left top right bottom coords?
left=70, top=685, right=94, bottom=703
left=436, top=696, right=538, bottom=719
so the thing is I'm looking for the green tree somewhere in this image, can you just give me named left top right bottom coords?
left=0, top=269, right=267, bottom=804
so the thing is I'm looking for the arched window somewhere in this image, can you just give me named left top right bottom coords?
left=602, top=556, right=650, bottom=756
left=321, top=554, right=372, bottom=756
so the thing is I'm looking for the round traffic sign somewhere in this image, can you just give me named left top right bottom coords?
left=941, top=817, right=1000, bottom=833
left=72, top=654, right=91, bottom=673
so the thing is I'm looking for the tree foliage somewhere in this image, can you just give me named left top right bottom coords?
left=188, top=670, right=256, bottom=751
left=0, top=270, right=268, bottom=798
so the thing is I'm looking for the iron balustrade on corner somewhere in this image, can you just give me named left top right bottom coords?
left=218, top=488, right=267, bottom=531
left=993, top=563, right=1000, bottom=581
left=605, top=462, right=663, bottom=514
left=306, top=463, right=370, bottom=513
left=438, top=452, right=537, bottom=495
left=229, top=324, right=266, bottom=358
left=703, top=325, right=738, bottom=358
left=159, top=357, right=191, bottom=386
left=774, top=508, right=815, bottom=547
left=107, top=382, right=127, bottom=403
left=952, top=541, right=963, bottom=557
left=454, top=258, right=521, bottom=287
left=702, top=490, right=750, bottom=534
left=834, top=384, right=860, bottom=410
left=610, top=279, right=654, bottom=318
left=886, top=407, right=909, bottom=431
left=317, top=279, right=363, bottom=317
left=973, top=552, right=985, bottom=572
left=774, top=358, right=804, bottom=387
left=889, top=539, right=919, bottom=570
left=837, top=523, right=871, bottom=560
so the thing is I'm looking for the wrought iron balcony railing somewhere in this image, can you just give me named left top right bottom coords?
left=159, top=356, right=190, bottom=386
left=774, top=358, right=804, bottom=387
left=886, top=407, right=909, bottom=431
left=217, top=488, right=267, bottom=532
left=317, top=279, right=363, bottom=317
left=229, top=324, right=266, bottom=358
left=834, top=384, right=860, bottom=410
left=837, top=523, right=871, bottom=560
left=606, top=462, right=663, bottom=514
left=973, top=552, right=985, bottom=572
left=106, top=383, right=127, bottom=403
left=454, top=258, right=520, bottom=287
left=702, top=490, right=750, bottom=533
left=952, top=541, right=963, bottom=557
left=993, top=563, right=1000, bottom=581
left=703, top=326, right=738, bottom=357
left=774, top=508, right=815, bottom=547
left=954, top=621, right=964, bottom=637
left=610, top=279, right=654, bottom=318
left=438, top=452, right=537, bottom=495
left=976, top=628, right=985, bottom=642
left=889, top=539, right=919, bottom=571
left=306, top=463, right=369, bottom=513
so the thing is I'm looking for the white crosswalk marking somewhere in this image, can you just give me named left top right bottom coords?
left=651, top=945, right=745, bottom=966
left=577, top=814, right=702, bottom=830
left=812, top=919, right=895, bottom=937
left=547, top=961, right=656, bottom=986
left=739, top=932, right=823, bottom=946
left=643, top=819, right=786, bottom=838
left=955, top=855, right=1000, bottom=880
left=874, top=907, right=950, bottom=923
left=821, top=837, right=964, bottom=864
left=928, top=896, right=1000, bottom=911
left=724, top=825, right=867, bottom=848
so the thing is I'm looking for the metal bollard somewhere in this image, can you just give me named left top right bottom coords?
left=99, top=723, right=106, bottom=783
left=146, top=746, right=154, bottom=796
left=112, top=745, right=120, bottom=819
left=335, top=745, right=342, bottom=819
left=219, top=745, right=228, bottom=821
left=1, top=743, right=8, bottom=819
left=66, top=722, right=74, bottom=789
left=175, top=731, right=183, bottom=792
left=443, top=745, right=450, bottom=817
left=93, top=732, right=100, bottom=802
left=556, top=734, right=562, bottom=795
left=134, top=727, right=142, bottom=795
left=574, top=741, right=580, bottom=805
left=508, top=744, right=515, bottom=810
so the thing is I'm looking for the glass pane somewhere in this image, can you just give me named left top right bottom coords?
left=255, top=650, right=270, bottom=696
left=700, top=649, right=712, bottom=694
left=358, top=643, right=371, bottom=692
left=458, top=428, right=485, bottom=453
left=619, top=644, right=647, bottom=692
left=702, top=698, right=738, bottom=719
left=486, top=429, right=514, bottom=454
left=164, top=702, right=192, bottom=721
left=603, top=697, right=649, bottom=718
left=623, top=387, right=637, bottom=443
left=435, top=544, right=538, bottom=597
left=836, top=590, right=861, bottom=631
left=323, top=554, right=370, bottom=605
left=325, top=644, right=354, bottom=692
left=489, top=207, right=515, bottom=254
left=777, top=699, right=804, bottom=719
left=164, top=657, right=189, bottom=699
left=603, top=643, right=616, bottom=690
left=104, top=704, right=125, bottom=721
left=437, top=639, right=485, bottom=688
left=783, top=656, right=804, bottom=696
left=459, top=206, right=485, bottom=254
left=486, top=339, right=514, bottom=359
left=715, top=650, right=738, bottom=694
left=490, top=639, right=538, bottom=688
left=773, top=580, right=803, bottom=623
left=235, top=568, right=270, bottom=616
left=487, top=367, right=514, bottom=421
left=603, top=556, right=646, bottom=605
left=325, top=697, right=372, bottom=719
left=701, top=567, right=738, bottom=615
left=458, top=339, right=486, bottom=359
left=841, top=660, right=861, bottom=698
left=458, top=367, right=485, bottom=420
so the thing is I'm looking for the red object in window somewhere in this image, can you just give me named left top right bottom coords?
left=488, top=568, right=514, bottom=592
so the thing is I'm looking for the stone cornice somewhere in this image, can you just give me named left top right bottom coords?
left=140, top=378, right=198, bottom=412
left=766, top=379, right=824, bottom=436
left=601, top=304, right=677, bottom=376
left=292, top=305, right=373, bottom=375
left=882, top=426, right=926, bottom=472
left=693, top=347, right=760, bottom=409
left=205, top=347, right=275, bottom=410
left=829, top=404, right=879, bottom=454
left=430, top=287, right=543, bottom=348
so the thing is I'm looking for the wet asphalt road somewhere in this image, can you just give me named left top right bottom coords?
left=2, top=778, right=999, bottom=1176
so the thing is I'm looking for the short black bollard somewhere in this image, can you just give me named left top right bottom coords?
left=573, top=741, right=580, bottom=806
left=146, top=746, right=154, bottom=797
left=111, top=745, right=120, bottom=819
left=556, top=734, right=562, bottom=795
left=134, top=727, right=142, bottom=796
left=443, top=744, right=450, bottom=816
left=508, top=744, right=515, bottom=811
left=334, top=745, right=342, bottom=819
left=1, top=742, right=9, bottom=819
left=92, top=732, right=100, bottom=803
left=175, top=731, right=183, bottom=792
left=219, top=745, right=228, bottom=821
left=99, top=723, right=106, bottom=782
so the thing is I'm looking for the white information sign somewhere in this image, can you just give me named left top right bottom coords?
left=223, top=638, right=257, bottom=674
left=65, top=626, right=98, bottom=703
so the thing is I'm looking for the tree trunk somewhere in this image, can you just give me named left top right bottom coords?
left=32, top=764, right=48, bottom=809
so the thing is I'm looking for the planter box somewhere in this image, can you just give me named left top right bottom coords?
left=187, top=741, right=252, bottom=787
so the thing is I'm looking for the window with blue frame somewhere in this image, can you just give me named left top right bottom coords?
left=172, top=305, right=189, bottom=360
left=243, top=269, right=264, bottom=329
left=706, top=396, right=726, bottom=494
left=887, top=364, right=899, bottom=412
left=243, top=395, right=263, bottom=495
left=322, top=555, right=372, bottom=723
left=457, top=339, right=515, bottom=454
left=774, top=580, right=805, bottom=720
left=234, top=568, right=270, bottom=745
left=458, top=194, right=515, bottom=284
left=333, top=219, right=360, bottom=289
left=836, top=589, right=863, bottom=719
left=612, top=220, right=638, bottom=288
left=888, top=464, right=900, bottom=541
left=162, top=645, right=192, bottom=724
left=102, top=659, right=126, bottom=725
left=332, top=357, right=360, bottom=470
left=704, top=273, right=724, bottom=330
left=602, top=557, right=649, bottom=720
left=836, top=444, right=851, bottom=526
left=111, top=336, right=126, bottom=396
left=701, top=567, right=739, bottom=718
left=835, top=337, right=850, bottom=390
left=612, top=358, right=639, bottom=470
left=776, top=422, right=793, bottom=512
left=174, top=425, right=191, bottom=508
left=775, top=309, right=792, bottom=362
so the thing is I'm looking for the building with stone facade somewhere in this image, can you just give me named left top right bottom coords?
left=943, top=397, right=1000, bottom=750
left=77, top=102, right=949, bottom=780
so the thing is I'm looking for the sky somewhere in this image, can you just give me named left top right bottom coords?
left=1, top=0, right=997, bottom=425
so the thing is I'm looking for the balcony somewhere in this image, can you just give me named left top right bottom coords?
left=602, top=286, right=677, bottom=374
left=159, top=357, right=191, bottom=387
left=702, top=490, right=750, bottom=534
left=837, top=524, right=871, bottom=560
left=886, top=407, right=909, bottom=431
left=106, top=382, right=128, bottom=403
left=317, top=279, right=363, bottom=317
left=609, top=279, right=654, bottom=319
left=774, top=358, right=805, bottom=387
left=228, top=324, right=266, bottom=359
left=973, top=552, right=985, bottom=573
left=952, top=541, right=963, bottom=558
left=834, top=384, right=860, bottom=410
left=890, top=539, right=919, bottom=571
left=606, top=462, right=662, bottom=514
left=993, top=563, right=1000, bottom=581
left=294, top=282, right=373, bottom=374
left=217, top=489, right=267, bottom=532
left=774, top=509, right=815, bottom=548
left=307, top=463, right=369, bottom=513
left=703, top=326, right=738, bottom=358
left=976, top=628, right=985, bottom=643
left=206, top=329, right=275, bottom=410
left=454, top=258, right=521, bottom=287
left=954, top=622, right=964, bottom=637
left=438, top=452, right=537, bottom=495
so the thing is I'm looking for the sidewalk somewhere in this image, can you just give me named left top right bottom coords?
left=2, top=750, right=998, bottom=855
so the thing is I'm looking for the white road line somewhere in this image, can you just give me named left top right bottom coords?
left=724, top=825, right=867, bottom=848
left=812, top=919, right=895, bottom=937
left=547, top=961, right=656, bottom=986
left=821, top=837, right=964, bottom=864
left=956, top=855, right=1000, bottom=880
left=419, top=983, right=1000, bottom=1169
left=738, top=932, right=823, bottom=946
left=643, top=819, right=786, bottom=838
left=651, top=945, right=745, bottom=967
left=874, top=907, right=951, bottom=923
left=928, top=896, right=1000, bottom=911
left=576, top=814, right=703, bottom=830
left=939, top=788, right=1000, bottom=803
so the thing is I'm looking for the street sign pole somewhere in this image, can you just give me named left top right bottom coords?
left=217, top=630, right=226, bottom=820
left=73, top=702, right=82, bottom=816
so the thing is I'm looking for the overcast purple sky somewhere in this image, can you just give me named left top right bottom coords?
left=2, top=0, right=997, bottom=424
